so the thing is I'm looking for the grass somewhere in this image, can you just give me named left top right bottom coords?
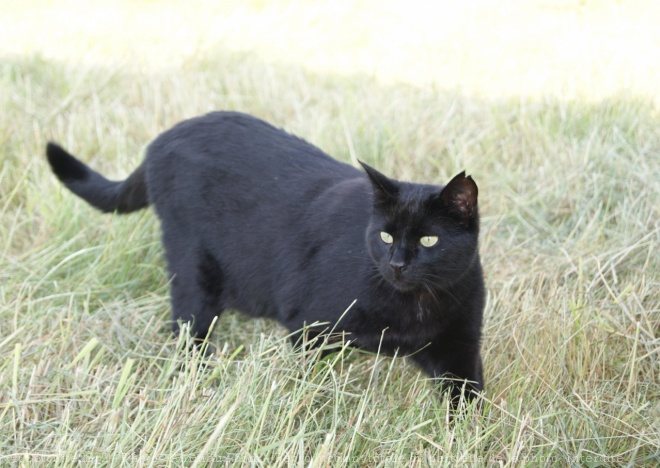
left=1, top=0, right=659, bottom=466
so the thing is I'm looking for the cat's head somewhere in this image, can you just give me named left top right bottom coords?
left=361, top=162, right=480, bottom=293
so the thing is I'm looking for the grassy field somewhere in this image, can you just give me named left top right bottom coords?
left=1, top=0, right=659, bottom=466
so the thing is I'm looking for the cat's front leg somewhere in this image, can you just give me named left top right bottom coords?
left=411, top=338, right=483, bottom=407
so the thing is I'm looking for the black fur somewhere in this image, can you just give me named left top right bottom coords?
left=47, top=111, right=485, bottom=404
left=46, top=142, right=148, bottom=213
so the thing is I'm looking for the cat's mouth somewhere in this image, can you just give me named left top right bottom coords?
left=390, top=280, right=418, bottom=292
left=382, top=269, right=419, bottom=292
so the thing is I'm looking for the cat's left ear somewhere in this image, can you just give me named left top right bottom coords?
left=438, top=171, right=478, bottom=220
left=359, top=161, right=399, bottom=204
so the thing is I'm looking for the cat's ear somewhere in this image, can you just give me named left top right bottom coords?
left=438, top=171, right=478, bottom=220
left=359, top=161, right=399, bottom=204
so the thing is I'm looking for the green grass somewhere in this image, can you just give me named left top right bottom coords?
left=1, top=1, right=659, bottom=466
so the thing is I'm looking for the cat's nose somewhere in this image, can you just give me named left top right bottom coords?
left=389, top=258, right=408, bottom=277
left=389, top=249, right=408, bottom=277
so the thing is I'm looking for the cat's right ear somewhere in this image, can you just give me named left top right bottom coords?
left=359, top=161, right=399, bottom=205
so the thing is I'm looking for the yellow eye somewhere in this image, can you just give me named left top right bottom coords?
left=420, top=236, right=438, bottom=247
left=380, top=232, right=394, bottom=244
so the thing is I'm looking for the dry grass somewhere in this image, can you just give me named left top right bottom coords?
left=1, top=1, right=658, bottom=466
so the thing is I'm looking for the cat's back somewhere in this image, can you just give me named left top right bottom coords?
left=145, top=111, right=357, bottom=183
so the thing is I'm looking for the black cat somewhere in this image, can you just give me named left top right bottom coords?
left=46, top=111, right=485, bottom=404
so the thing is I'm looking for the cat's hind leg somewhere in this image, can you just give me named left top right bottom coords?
left=163, top=236, right=226, bottom=345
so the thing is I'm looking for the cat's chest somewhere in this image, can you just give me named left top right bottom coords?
left=348, top=296, right=448, bottom=353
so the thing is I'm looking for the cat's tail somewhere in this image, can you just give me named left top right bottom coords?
left=46, top=142, right=149, bottom=214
